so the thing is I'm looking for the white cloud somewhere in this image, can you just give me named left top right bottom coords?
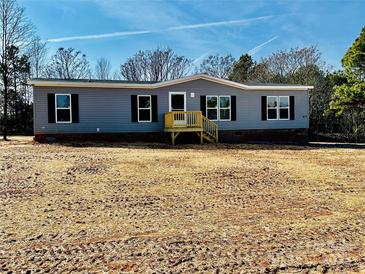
left=247, top=36, right=279, bottom=55
left=47, top=15, right=275, bottom=43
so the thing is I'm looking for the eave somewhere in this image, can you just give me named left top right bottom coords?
left=29, top=74, right=314, bottom=91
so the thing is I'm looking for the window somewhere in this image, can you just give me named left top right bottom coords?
left=267, top=96, right=278, bottom=120
left=206, top=96, right=218, bottom=120
left=279, top=96, right=289, bottom=120
left=267, top=96, right=290, bottom=120
left=206, top=95, right=231, bottom=121
left=138, top=95, right=151, bottom=122
left=219, top=96, right=231, bottom=121
left=56, top=94, right=71, bottom=123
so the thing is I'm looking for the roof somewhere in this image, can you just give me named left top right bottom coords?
left=29, top=74, right=313, bottom=91
left=245, top=81, right=311, bottom=87
left=31, top=78, right=159, bottom=84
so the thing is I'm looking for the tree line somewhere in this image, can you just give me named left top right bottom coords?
left=0, top=0, right=364, bottom=142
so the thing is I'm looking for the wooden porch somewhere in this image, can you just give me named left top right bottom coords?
left=164, top=111, right=218, bottom=144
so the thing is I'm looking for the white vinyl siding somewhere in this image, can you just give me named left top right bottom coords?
left=33, top=79, right=309, bottom=135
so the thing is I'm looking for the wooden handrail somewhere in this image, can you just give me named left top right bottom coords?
left=164, top=111, right=218, bottom=143
left=165, top=111, right=202, bottom=128
left=202, top=116, right=218, bottom=142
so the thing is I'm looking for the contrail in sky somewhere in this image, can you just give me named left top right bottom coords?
left=47, top=30, right=153, bottom=43
left=47, top=15, right=275, bottom=43
left=247, top=36, right=279, bottom=55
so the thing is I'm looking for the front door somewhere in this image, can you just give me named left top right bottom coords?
left=169, top=92, right=186, bottom=126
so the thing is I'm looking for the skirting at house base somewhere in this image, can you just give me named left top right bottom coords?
left=219, top=128, right=308, bottom=144
left=34, top=132, right=165, bottom=143
left=34, top=128, right=308, bottom=144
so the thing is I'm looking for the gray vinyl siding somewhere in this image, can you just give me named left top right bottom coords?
left=33, top=79, right=309, bottom=134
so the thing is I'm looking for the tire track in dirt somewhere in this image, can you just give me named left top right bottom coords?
left=1, top=143, right=365, bottom=272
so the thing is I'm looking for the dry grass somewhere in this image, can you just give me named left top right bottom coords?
left=0, top=137, right=365, bottom=273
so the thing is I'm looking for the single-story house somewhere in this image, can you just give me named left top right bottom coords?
left=29, top=74, right=313, bottom=144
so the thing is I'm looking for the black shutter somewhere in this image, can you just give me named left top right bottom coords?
left=151, top=95, right=158, bottom=122
left=200, top=96, right=206, bottom=116
left=290, top=96, right=295, bottom=120
left=48, top=94, right=55, bottom=123
left=231, top=96, right=236, bottom=121
left=71, top=94, right=79, bottom=123
left=131, top=95, right=138, bottom=122
left=261, top=96, right=267, bottom=120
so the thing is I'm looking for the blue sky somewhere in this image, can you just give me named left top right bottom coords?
left=20, top=0, right=365, bottom=73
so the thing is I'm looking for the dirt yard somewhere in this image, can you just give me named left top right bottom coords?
left=1, top=137, right=365, bottom=273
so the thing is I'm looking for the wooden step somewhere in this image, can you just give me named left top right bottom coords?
left=203, top=129, right=218, bottom=142
left=202, top=132, right=216, bottom=143
left=204, top=130, right=216, bottom=139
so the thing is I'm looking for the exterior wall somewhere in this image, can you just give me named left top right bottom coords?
left=33, top=79, right=309, bottom=135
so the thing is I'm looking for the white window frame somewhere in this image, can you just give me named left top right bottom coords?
left=218, top=95, right=231, bottom=121
left=55, top=94, right=72, bottom=123
left=206, top=95, right=231, bottom=121
left=137, top=95, right=152, bottom=123
left=267, top=96, right=278, bottom=121
left=169, top=91, right=186, bottom=112
left=267, top=96, right=290, bottom=121
left=279, top=96, right=290, bottom=120
left=206, top=95, right=218, bottom=121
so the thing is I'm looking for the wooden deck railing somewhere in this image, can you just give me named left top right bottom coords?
left=202, top=115, right=218, bottom=142
left=165, top=111, right=203, bottom=128
left=164, top=111, right=218, bottom=143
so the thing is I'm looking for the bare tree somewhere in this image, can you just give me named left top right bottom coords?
left=196, top=54, right=236, bottom=79
left=120, top=47, right=191, bottom=81
left=112, top=70, right=121, bottom=80
left=259, top=46, right=323, bottom=83
left=45, top=47, right=91, bottom=79
left=95, top=57, right=111, bottom=80
left=27, top=36, right=47, bottom=78
left=249, top=46, right=335, bottom=135
left=0, top=0, right=33, bottom=140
